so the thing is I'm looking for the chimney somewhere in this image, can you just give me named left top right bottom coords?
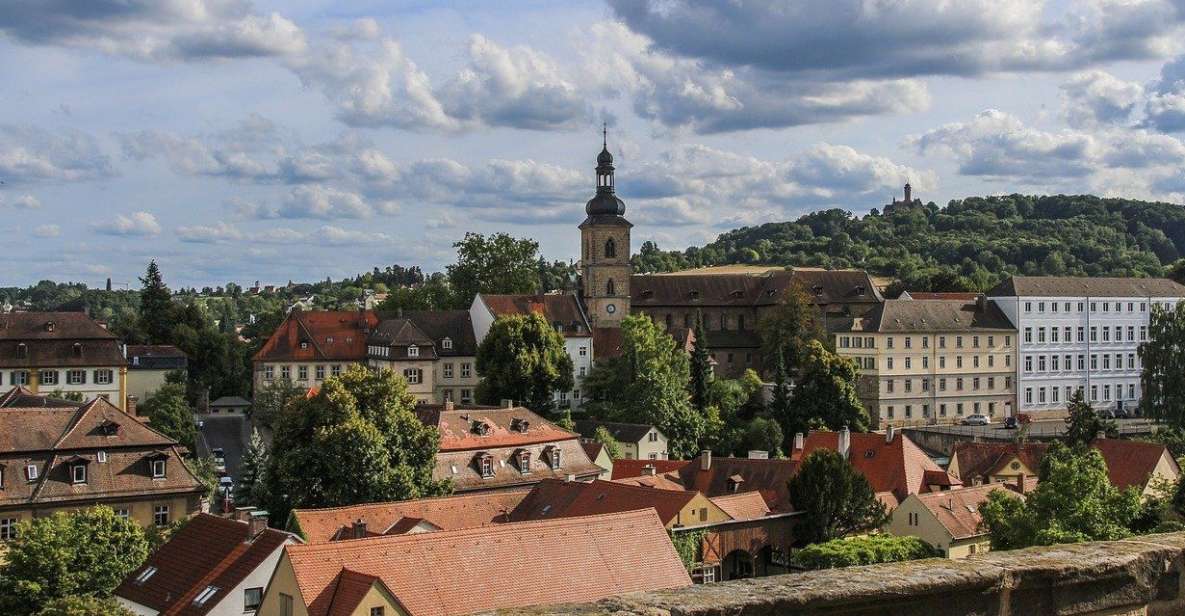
left=700, top=450, right=712, bottom=471
left=501, top=399, right=514, bottom=409
left=352, top=519, right=367, bottom=539
left=885, top=426, right=896, bottom=444
left=125, top=395, right=138, bottom=418
left=443, top=400, right=455, bottom=412
left=838, top=426, right=851, bottom=460
left=1016, top=473, right=1026, bottom=495
left=641, top=464, right=656, bottom=476
left=248, top=512, right=269, bottom=538
left=793, top=432, right=804, bottom=451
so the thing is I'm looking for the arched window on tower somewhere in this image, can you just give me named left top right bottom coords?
left=606, top=279, right=615, bottom=296
left=605, top=237, right=616, bottom=258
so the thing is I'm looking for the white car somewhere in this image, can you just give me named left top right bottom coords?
left=962, top=414, right=990, bottom=426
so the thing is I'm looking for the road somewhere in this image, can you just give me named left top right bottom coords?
left=197, top=415, right=250, bottom=482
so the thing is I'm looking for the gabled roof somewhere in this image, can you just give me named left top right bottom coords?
left=612, top=473, right=687, bottom=491
left=253, top=310, right=376, bottom=363
left=835, top=299, right=1015, bottom=333
left=913, top=483, right=1021, bottom=540
left=0, top=396, right=174, bottom=453
left=611, top=458, right=690, bottom=480
left=710, top=491, right=772, bottom=521
left=0, top=385, right=79, bottom=408
left=795, top=431, right=958, bottom=504
left=1091, top=438, right=1179, bottom=491
left=284, top=510, right=691, bottom=616
left=987, top=276, right=1185, bottom=298
left=630, top=268, right=883, bottom=309
left=671, top=456, right=799, bottom=512
left=573, top=420, right=655, bottom=444
left=415, top=405, right=578, bottom=451
left=398, top=310, right=478, bottom=356
left=127, top=345, right=188, bottom=370
left=0, top=311, right=118, bottom=340
left=509, top=479, right=703, bottom=526
left=0, top=311, right=125, bottom=368
left=367, top=318, right=437, bottom=359
left=477, top=294, right=592, bottom=338
left=290, top=489, right=530, bottom=544
left=116, top=514, right=295, bottom=616
left=951, top=439, right=1178, bottom=492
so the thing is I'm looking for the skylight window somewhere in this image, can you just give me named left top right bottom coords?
left=194, top=585, right=220, bottom=606
left=135, top=566, right=158, bottom=585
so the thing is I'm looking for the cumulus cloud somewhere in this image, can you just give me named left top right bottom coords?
left=1144, top=55, right=1185, bottom=132
left=1061, top=71, right=1143, bottom=128
left=176, top=221, right=244, bottom=243
left=32, top=224, right=59, bottom=238
left=0, top=126, right=113, bottom=183
left=0, top=0, right=306, bottom=62
left=585, top=22, right=929, bottom=133
left=0, top=193, right=42, bottom=209
left=288, top=34, right=589, bottom=131
left=93, top=211, right=161, bottom=236
left=607, top=0, right=1185, bottom=79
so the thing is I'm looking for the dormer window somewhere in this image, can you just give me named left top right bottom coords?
left=99, top=419, right=120, bottom=436
left=15, top=343, right=27, bottom=358
left=45, top=321, right=55, bottom=332
left=407, top=345, right=419, bottom=358
left=477, top=453, right=494, bottom=478
left=147, top=452, right=168, bottom=479
left=71, top=463, right=87, bottom=484
left=517, top=450, right=531, bottom=474
left=510, top=418, right=530, bottom=433
left=441, top=337, right=453, bottom=350
left=547, top=446, right=562, bottom=470
left=812, top=285, right=824, bottom=296
left=299, top=341, right=309, bottom=349
left=25, top=464, right=38, bottom=481
left=73, top=342, right=82, bottom=357
left=472, top=421, right=490, bottom=436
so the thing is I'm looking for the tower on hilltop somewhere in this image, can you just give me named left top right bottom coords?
left=579, top=126, right=632, bottom=327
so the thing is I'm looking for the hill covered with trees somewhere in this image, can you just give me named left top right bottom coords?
left=633, top=195, right=1185, bottom=294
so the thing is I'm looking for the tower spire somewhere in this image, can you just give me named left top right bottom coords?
left=602, top=122, right=607, bottom=150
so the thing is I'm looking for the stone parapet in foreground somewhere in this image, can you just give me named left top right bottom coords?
left=488, top=532, right=1185, bottom=616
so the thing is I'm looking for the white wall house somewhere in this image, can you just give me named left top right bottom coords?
left=988, top=276, right=1185, bottom=418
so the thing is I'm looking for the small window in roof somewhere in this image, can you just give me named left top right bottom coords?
left=134, top=566, right=158, bottom=585
left=194, top=585, right=220, bottom=606
left=442, top=337, right=453, bottom=350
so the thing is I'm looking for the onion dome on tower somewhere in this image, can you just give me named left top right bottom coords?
left=585, top=125, right=626, bottom=217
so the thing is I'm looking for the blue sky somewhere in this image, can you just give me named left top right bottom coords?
left=3, top=0, right=1185, bottom=288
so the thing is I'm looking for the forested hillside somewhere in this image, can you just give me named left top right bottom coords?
left=632, top=195, right=1185, bottom=294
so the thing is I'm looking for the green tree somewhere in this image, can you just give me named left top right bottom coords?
left=593, top=425, right=623, bottom=459
left=741, top=416, right=784, bottom=458
left=35, top=596, right=134, bottom=616
left=251, top=377, right=304, bottom=429
left=979, top=443, right=1143, bottom=550
left=0, top=507, right=149, bottom=616
left=555, top=408, right=576, bottom=431
left=238, top=428, right=269, bottom=507
left=584, top=314, right=705, bottom=459
left=265, top=366, right=450, bottom=522
left=787, top=449, right=887, bottom=544
left=758, top=279, right=826, bottom=373
left=142, top=382, right=196, bottom=450
left=475, top=313, right=574, bottom=413
left=790, top=341, right=869, bottom=432
left=1141, top=302, right=1185, bottom=427
left=767, top=351, right=796, bottom=447
left=1064, top=390, right=1117, bottom=446
left=447, top=232, right=541, bottom=304
left=138, top=260, right=173, bottom=344
left=688, top=310, right=712, bottom=413
left=790, top=535, right=938, bottom=570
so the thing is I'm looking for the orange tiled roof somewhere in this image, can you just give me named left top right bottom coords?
left=709, top=491, right=771, bottom=521
left=612, top=473, right=688, bottom=491
left=290, top=489, right=530, bottom=544
left=415, top=405, right=578, bottom=451
left=1091, top=438, right=1177, bottom=491
left=284, top=510, right=691, bottom=616
left=914, top=483, right=1021, bottom=540
left=478, top=294, right=591, bottom=338
left=796, top=431, right=956, bottom=504
left=672, top=456, right=799, bottom=512
left=950, top=440, right=1174, bottom=492
left=611, top=458, right=690, bottom=479
left=253, top=310, right=377, bottom=363
left=116, top=514, right=294, bottom=616
left=509, top=479, right=702, bottom=526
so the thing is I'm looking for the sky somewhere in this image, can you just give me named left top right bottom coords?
left=4, top=1, right=1185, bottom=288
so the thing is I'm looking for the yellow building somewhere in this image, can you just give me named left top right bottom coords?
left=886, top=483, right=1021, bottom=558
left=833, top=298, right=1017, bottom=427
left=0, top=388, right=205, bottom=539
left=0, top=312, right=128, bottom=410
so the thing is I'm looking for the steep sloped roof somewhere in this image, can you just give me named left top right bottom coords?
left=509, top=478, right=702, bottom=526
left=253, top=310, right=376, bottom=362
left=915, top=483, right=1020, bottom=540
left=987, top=276, right=1185, bottom=298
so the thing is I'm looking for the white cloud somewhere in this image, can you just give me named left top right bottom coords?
left=1060, top=71, right=1143, bottom=128
left=93, top=211, right=161, bottom=236
left=0, top=193, right=42, bottom=209
left=32, top=224, right=59, bottom=238
left=176, top=222, right=244, bottom=243
left=0, top=126, right=113, bottom=183
left=314, top=225, right=391, bottom=245
left=0, top=0, right=306, bottom=62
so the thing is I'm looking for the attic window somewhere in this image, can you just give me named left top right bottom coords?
left=730, top=290, right=744, bottom=298
left=510, top=418, right=530, bottom=433
left=99, top=420, right=120, bottom=436
left=472, top=421, right=490, bottom=436
left=812, top=285, right=825, bottom=296
left=517, top=450, right=531, bottom=474
left=134, top=566, right=158, bottom=585
left=442, top=337, right=453, bottom=350
left=548, top=447, right=562, bottom=470
left=193, top=585, right=220, bottom=607
left=856, top=285, right=866, bottom=296
left=689, top=290, right=701, bottom=299
left=640, top=290, right=653, bottom=298
left=408, top=345, right=419, bottom=358
left=16, top=343, right=27, bottom=358
left=477, top=453, right=495, bottom=478
left=73, top=342, right=82, bottom=357
left=25, top=464, right=38, bottom=481
left=71, top=463, right=87, bottom=484
left=45, top=321, right=55, bottom=332
left=299, top=341, right=309, bottom=349
left=326, top=336, right=334, bottom=344
left=864, top=449, right=876, bottom=459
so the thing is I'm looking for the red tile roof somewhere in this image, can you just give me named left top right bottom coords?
left=612, top=473, right=688, bottom=491
left=253, top=310, right=376, bottom=363
left=672, top=456, right=799, bottom=512
left=478, top=294, right=592, bottom=338
left=591, top=326, right=624, bottom=360
left=710, top=491, right=771, bottom=521
left=510, top=479, right=701, bottom=526
left=914, top=483, right=1020, bottom=540
left=290, top=489, right=530, bottom=544
left=116, top=514, right=295, bottom=616
left=415, top=405, right=578, bottom=451
left=1091, top=438, right=1177, bottom=491
left=949, top=440, right=1176, bottom=492
left=284, top=510, right=691, bottom=616
left=610, top=458, right=689, bottom=479
left=795, top=431, right=957, bottom=504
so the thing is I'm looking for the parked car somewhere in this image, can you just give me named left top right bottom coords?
left=212, top=448, right=226, bottom=474
left=218, top=476, right=234, bottom=493
left=962, top=414, right=990, bottom=426
left=1003, top=416, right=1019, bottom=429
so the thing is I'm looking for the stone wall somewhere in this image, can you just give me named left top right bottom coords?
left=490, top=532, right=1185, bottom=616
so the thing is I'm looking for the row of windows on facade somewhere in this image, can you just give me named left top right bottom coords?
left=1023, top=383, right=1139, bottom=406
left=477, top=448, right=563, bottom=478
left=1022, top=352, right=1140, bottom=373
left=885, top=375, right=1013, bottom=394
left=4, top=368, right=115, bottom=386
left=264, top=362, right=476, bottom=382
left=0, top=456, right=168, bottom=489
left=838, top=334, right=1013, bottom=350
left=661, top=312, right=751, bottom=331
left=875, top=353, right=1013, bottom=372
left=0, top=502, right=173, bottom=541
left=1022, top=300, right=1178, bottom=314
left=1023, top=325, right=1147, bottom=345
left=884, top=399, right=1008, bottom=420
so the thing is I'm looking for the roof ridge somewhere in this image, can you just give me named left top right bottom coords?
left=292, top=487, right=530, bottom=515
left=293, top=315, right=329, bottom=360
left=51, top=397, right=104, bottom=449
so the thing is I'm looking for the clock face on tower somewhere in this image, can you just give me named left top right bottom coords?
left=606, top=303, right=617, bottom=314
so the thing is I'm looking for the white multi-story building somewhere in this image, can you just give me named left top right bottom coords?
left=988, top=276, right=1185, bottom=418
left=470, top=293, right=593, bottom=410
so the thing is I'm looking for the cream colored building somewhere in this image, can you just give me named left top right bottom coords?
left=833, top=298, right=1017, bottom=428
left=125, top=345, right=187, bottom=405
left=887, top=483, right=1020, bottom=558
left=0, top=312, right=129, bottom=410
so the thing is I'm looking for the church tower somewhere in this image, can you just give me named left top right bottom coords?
left=580, top=128, right=632, bottom=327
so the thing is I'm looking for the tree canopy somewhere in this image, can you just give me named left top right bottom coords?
left=447, top=232, right=542, bottom=303
left=790, top=535, right=938, bottom=570
left=789, top=341, right=870, bottom=433
left=788, top=449, right=888, bottom=544
left=1064, top=390, right=1117, bottom=446
left=143, top=381, right=196, bottom=451
left=1140, top=302, right=1185, bottom=427
left=475, top=313, right=574, bottom=413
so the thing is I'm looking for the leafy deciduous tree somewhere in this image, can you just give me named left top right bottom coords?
left=790, top=341, right=869, bottom=432
left=1141, top=302, right=1185, bottom=428
left=447, top=232, right=541, bottom=304
left=788, top=449, right=888, bottom=544
left=1064, top=390, right=1117, bottom=446
left=593, top=425, right=623, bottom=460
left=790, top=535, right=938, bottom=570
left=143, top=382, right=196, bottom=451
left=475, top=313, right=574, bottom=413
left=758, top=280, right=826, bottom=373
left=34, top=596, right=134, bottom=616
